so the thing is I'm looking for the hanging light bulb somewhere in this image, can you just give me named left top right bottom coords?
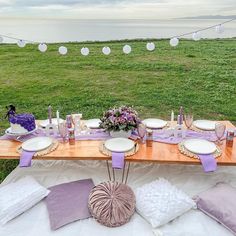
left=102, top=46, right=111, bottom=55
left=58, top=46, right=68, bottom=55
left=17, top=39, right=26, bottom=48
left=123, top=45, right=132, bottom=54
left=146, top=42, right=155, bottom=51
left=38, top=43, right=47, bottom=53
left=215, top=24, right=224, bottom=34
left=170, top=38, right=179, bottom=47
left=81, top=47, right=89, bottom=56
left=0, top=36, right=3, bottom=43
left=192, top=32, right=201, bottom=41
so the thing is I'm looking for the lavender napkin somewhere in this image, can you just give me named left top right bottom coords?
left=112, top=152, right=125, bottom=169
left=198, top=154, right=217, bottom=172
left=19, top=150, right=36, bottom=167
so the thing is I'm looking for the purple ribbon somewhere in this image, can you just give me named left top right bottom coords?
left=198, top=154, right=217, bottom=172
left=19, top=150, right=36, bottom=167
left=112, top=152, right=125, bottom=169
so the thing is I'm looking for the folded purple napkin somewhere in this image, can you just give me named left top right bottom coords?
left=112, top=152, right=125, bottom=169
left=198, top=154, right=217, bottom=172
left=19, top=150, right=36, bottom=167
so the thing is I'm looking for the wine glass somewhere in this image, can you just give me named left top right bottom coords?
left=137, top=123, right=146, bottom=144
left=215, top=123, right=226, bottom=144
left=184, top=114, right=194, bottom=129
left=58, top=122, right=68, bottom=143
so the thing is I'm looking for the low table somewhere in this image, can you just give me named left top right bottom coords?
left=0, top=121, right=235, bottom=165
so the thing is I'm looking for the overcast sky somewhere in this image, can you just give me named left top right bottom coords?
left=0, top=0, right=235, bottom=19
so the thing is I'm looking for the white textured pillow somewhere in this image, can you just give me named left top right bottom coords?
left=0, top=176, right=50, bottom=225
left=136, top=178, right=196, bottom=228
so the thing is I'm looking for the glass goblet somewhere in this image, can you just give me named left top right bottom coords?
left=215, top=123, right=226, bottom=145
left=137, top=123, right=146, bottom=144
left=184, top=114, right=194, bottom=129
left=58, top=122, right=68, bottom=143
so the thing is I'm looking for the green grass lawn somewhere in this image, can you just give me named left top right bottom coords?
left=0, top=39, right=236, bottom=182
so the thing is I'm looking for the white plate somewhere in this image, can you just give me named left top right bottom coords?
left=142, top=118, right=167, bottom=129
left=104, top=138, right=135, bottom=153
left=84, top=119, right=101, bottom=129
left=39, top=118, right=64, bottom=128
left=5, top=126, right=38, bottom=136
left=183, top=139, right=217, bottom=155
left=22, top=137, right=53, bottom=152
left=193, top=120, right=217, bottom=131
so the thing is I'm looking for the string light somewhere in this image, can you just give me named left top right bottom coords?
left=123, top=45, right=132, bottom=54
left=146, top=42, right=155, bottom=51
left=215, top=24, right=224, bottom=33
left=17, top=40, right=26, bottom=48
left=58, top=46, right=67, bottom=55
left=0, top=18, right=234, bottom=54
left=38, top=43, right=47, bottom=52
left=102, top=46, right=111, bottom=55
left=81, top=47, right=89, bottom=56
left=170, top=37, right=179, bottom=47
left=192, top=32, right=201, bottom=41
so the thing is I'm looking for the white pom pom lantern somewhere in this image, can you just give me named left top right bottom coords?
left=102, top=46, right=111, bottom=55
left=0, top=36, right=3, bottom=43
left=123, top=45, right=132, bottom=54
left=215, top=25, right=224, bottom=34
left=17, top=40, right=26, bottom=48
left=192, top=32, right=201, bottom=41
left=38, top=43, right=47, bottom=53
left=81, top=47, right=90, bottom=56
left=146, top=42, right=155, bottom=51
left=170, top=38, right=179, bottom=47
left=58, top=46, right=68, bottom=55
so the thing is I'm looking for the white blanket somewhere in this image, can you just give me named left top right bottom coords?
left=0, top=160, right=235, bottom=236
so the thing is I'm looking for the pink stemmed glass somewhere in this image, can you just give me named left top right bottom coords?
left=184, top=114, right=194, bottom=129
left=137, top=123, right=146, bottom=144
left=58, top=122, right=68, bottom=143
left=215, top=123, right=226, bottom=144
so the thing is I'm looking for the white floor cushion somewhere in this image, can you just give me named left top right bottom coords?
left=135, top=178, right=196, bottom=228
left=0, top=176, right=49, bottom=225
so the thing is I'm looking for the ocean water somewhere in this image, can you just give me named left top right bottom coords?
left=0, top=18, right=235, bottom=43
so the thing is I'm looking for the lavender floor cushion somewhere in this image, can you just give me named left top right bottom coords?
left=45, top=179, right=94, bottom=230
left=194, top=182, right=236, bottom=235
left=88, top=181, right=136, bottom=227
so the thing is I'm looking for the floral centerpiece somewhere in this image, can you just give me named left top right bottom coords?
left=100, top=106, right=140, bottom=138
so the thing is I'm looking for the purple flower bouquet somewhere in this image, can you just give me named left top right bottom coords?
left=100, top=106, right=140, bottom=132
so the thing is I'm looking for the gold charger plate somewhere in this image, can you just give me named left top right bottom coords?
left=178, top=141, right=222, bottom=159
left=17, top=138, right=59, bottom=157
left=99, top=141, right=139, bottom=157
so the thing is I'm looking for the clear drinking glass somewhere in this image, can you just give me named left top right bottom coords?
left=58, top=122, right=68, bottom=143
left=215, top=123, right=226, bottom=144
left=184, top=114, right=194, bottom=129
left=137, top=123, right=146, bottom=144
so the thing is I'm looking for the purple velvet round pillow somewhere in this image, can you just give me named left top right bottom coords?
left=88, top=181, right=136, bottom=227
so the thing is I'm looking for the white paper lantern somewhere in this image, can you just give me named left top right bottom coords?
left=58, top=46, right=68, bottom=55
left=123, top=44, right=132, bottom=54
left=102, top=46, right=111, bottom=55
left=38, top=43, right=47, bottom=53
left=146, top=42, right=155, bottom=51
left=215, top=25, right=224, bottom=34
left=170, top=38, right=179, bottom=47
left=17, top=40, right=26, bottom=48
left=0, top=36, right=3, bottom=43
left=192, top=32, right=201, bottom=41
left=81, top=47, right=89, bottom=56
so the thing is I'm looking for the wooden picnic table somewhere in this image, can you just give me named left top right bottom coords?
left=0, top=121, right=236, bottom=166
